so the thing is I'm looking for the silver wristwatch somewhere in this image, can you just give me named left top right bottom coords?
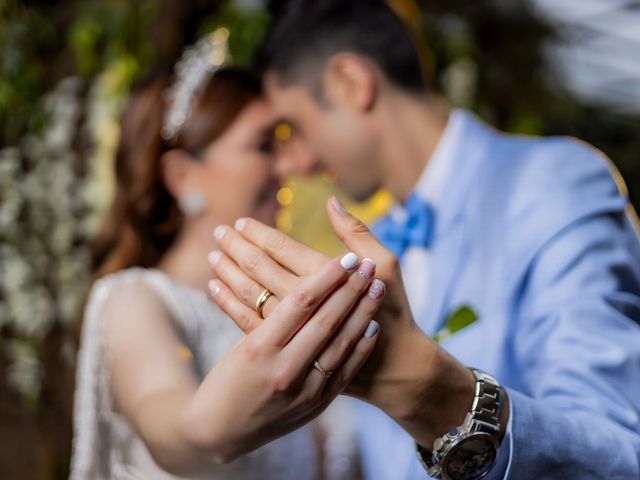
left=416, top=368, right=504, bottom=480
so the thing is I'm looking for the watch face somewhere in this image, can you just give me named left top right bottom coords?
left=442, top=435, right=498, bottom=480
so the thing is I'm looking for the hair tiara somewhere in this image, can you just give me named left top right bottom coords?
left=161, top=27, right=230, bottom=144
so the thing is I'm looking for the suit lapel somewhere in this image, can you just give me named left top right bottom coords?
left=420, top=214, right=469, bottom=335
left=418, top=111, right=498, bottom=335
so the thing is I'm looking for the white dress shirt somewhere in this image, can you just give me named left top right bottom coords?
left=396, top=109, right=465, bottom=322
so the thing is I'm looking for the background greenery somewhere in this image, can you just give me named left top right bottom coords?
left=1, top=0, right=638, bottom=478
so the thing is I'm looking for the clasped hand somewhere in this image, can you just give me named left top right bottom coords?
left=181, top=237, right=384, bottom=463
left=198, top=196, right=479, bottom=455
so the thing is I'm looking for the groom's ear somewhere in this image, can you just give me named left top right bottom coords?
left=324, top=53, right=378, bottom=112
left=326, top=197, right=399, bottom=281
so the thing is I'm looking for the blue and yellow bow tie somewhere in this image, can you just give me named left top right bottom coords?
left=372, top=192, right=435, bottom=259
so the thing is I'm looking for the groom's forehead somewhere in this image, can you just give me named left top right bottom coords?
left=265, top=75, right=321, bottom=114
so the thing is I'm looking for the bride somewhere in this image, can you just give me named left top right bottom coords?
left=70, top=33, right=383, bottom=479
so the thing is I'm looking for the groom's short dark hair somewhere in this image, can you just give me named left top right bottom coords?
left=256, top=0, right=428, bottom=94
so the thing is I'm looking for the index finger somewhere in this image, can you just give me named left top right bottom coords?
left=234, top=217, right=328, bottom=277
left=254, top=251, right=360, bottom=347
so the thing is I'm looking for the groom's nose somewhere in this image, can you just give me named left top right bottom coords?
left=275, top=137, right=319, bottom=178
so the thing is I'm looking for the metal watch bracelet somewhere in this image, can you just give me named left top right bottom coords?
left=415, top=368, right=504, bottom=480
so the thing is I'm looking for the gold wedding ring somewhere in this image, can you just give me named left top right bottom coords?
left=313, top=360, right=334, bottom=378
left=255, top=288, right=273, bottom=319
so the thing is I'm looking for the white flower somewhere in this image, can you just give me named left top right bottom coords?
left=9, top=287, right=55, bottom=340
left=0, top=69, right=130, bottom=402
left=5, top=340, right=44, bottom=401
left=0, top=148, right=21, bottom=183
left=42, top=78, right=83, bottom=153
left=442, top=58, right=478, bottom=108
left=83, top=62, right=132, bottom=234
left=1, top=249, right=31, bottom=291
left=48, top=161, right=76, bottom=217
left=19, top=165, right=48, bottom=205
left=50, top=222, right=75, bottom=255
left=57, top=286, right=84, bottom=325
left=53, top=252, right=90, bottom=324
left=0, top=185, right=23, bottom=235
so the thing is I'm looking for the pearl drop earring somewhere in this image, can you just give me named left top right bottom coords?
left=178, top=190, right=206, bottom=216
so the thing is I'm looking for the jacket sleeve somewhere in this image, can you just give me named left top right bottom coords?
left=490, top=139, right=640, bottom=478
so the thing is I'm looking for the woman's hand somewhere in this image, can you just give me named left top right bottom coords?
left=182, top=252, right=384, bottom=463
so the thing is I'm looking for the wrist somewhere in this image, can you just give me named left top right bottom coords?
left=372, top=331, right=475, bottom=448
left=400, top=346, right=475, bottom=448
left=180, top=399, right=237, bottom=465
left=416, top=368, right=508, bottom=480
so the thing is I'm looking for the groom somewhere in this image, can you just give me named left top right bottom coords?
left=211, top=1, right=640, bottom=479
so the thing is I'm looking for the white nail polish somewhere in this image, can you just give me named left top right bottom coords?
left=331, top=196, right=348, bottom=214
left=235, top=218, right=247, bottom=231
left=340, top=252, right=359, bottom=271
left=214, top=225, right=227, bottom=240
left=208, top=251, right=222, bottom=266
left=364, top=320, right=379, bottom=338
left=208, top=280, right=221, bottom=296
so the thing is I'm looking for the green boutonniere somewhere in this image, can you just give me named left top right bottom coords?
left=432, top=305, right=479, bottom=344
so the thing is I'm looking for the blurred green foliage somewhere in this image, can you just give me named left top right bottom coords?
left=199, top=2, right=270, bottom=66
left=0, top=0, right=52, bottom=144
left=67, top=1, right=157, bottom=78
left=0, top=0, right=157, bottom=147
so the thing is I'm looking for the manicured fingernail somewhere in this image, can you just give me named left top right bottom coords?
left=368, top=279, right=386, bottom=300
left=364, top=320, right=379, bottom=338
left=358, top=258, right=376, bottom=279
left=208, top=280, right=221, bottom=296
left=208, top=250, right=222, bottom=266
left=340, top=252, right=359, bottom=271
left=330, top=196, right=348, bottom=214
left=214, top=225, right=227, bottom=240
left=235, top=218, right=247, bottom=231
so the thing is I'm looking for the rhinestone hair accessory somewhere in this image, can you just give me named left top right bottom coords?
left=161, top=27, right=230, bottom=144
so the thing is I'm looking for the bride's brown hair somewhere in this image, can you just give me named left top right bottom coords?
left=91, top=68, right=262, bottom=278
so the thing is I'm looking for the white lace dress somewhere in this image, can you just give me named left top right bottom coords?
left=70, top=268, right=357, bottom=479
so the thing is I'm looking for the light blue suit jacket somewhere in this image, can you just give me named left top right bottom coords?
left=357, top=111, right=640, bottom=479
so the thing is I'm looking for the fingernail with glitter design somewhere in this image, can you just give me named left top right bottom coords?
left=208, top=280, right=221, bottom=296
left=208, top=251, right=222, bottom=267
left=368, top=279, right=386, bottom=300
left=340, top=252, right=359, bottom=271
left=364, top=320, right=380, bottom=338
left=358, top=258, right=376, bottom=279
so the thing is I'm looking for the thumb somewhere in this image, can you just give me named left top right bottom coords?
left=326, top=196, right=398, bottom=279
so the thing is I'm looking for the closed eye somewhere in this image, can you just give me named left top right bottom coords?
left=258, top=137, right=275, bottom=154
